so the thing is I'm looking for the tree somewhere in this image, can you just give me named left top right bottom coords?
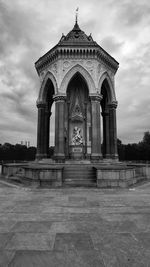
left=142, top=131, right=150, bottom=145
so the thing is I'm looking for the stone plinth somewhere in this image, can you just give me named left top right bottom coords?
left=2, top=162, right=150, bottom=188
left=96, top=166, right=137, bottom=188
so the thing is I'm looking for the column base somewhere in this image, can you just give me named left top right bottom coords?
left=103, top=154, right=111, bottom=159
left=110, top=154, right=119, bottom=161
left=54, top=153, right=65, bottom=163
left=36, top=153, right=48, bottom=160
left=91, top=153, right=103, bottom=162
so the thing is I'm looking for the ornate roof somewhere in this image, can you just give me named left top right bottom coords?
left=35, top=21, right=119, bottom=74
left=58, top=21, right=98, bottom=47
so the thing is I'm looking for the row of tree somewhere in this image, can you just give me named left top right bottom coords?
left=0, top=131, right=150, bottom=162
left=0, top=143, right=36, bottom=161
left=118, top=131, right=150, bottom=161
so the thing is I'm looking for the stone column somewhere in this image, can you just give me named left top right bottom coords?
left=53, top=94, right=66, bottom=161
left=102, top=108, right=110, bottom=158
left=36, top=101, right=47, bottom=159
left=90, top=94, right=103, bottom=161
left=108, top=101, right=118, bottom=159
left=84, top=101, right=87, bottom=158
left=45, top=109, right=52, bottom=157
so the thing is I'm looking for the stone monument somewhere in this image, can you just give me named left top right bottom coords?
left=3, top=16, right=146, bottom=188
left=35, top=15, right=119, bottom=163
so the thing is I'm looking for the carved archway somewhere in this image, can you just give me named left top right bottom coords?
left=60, top=64, right=96, bottom=93
left=38, top=71, right=58, bottom=102
left=98, top=71, right=116, bottom=103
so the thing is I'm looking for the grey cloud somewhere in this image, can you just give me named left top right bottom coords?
left=119, top=2, right=150, bottom=26
left=101, top=36, right=124, bottom=54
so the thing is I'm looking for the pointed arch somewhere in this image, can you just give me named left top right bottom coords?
left=38, top=71, right=58, bottom=102
left=98, top=71, right=116, bottom=102
left=60, top=64, right=96, bottom=93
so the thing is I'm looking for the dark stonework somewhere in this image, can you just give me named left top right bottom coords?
left=102, top=110, right=110, bottom=158
left=36, top=102, right=47, bottom=159
left=90, top=95, right=103, bottom=161
left=108, top=101, right=118, bottom=159
left=53, top=95, right=66, bottom=161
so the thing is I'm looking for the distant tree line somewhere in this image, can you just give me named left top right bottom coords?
left=0, top=131, right=150, bottom=162
left=0, top=143, right=55, bottom=162
left=0, top=143, right=36, bottom=162
left=118, top=131, right=150, bottom=161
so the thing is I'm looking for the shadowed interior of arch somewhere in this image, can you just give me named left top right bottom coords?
left=101, top=78, right=111, bottom=157
left=44, top=78, right=55, bottom=154
left=66, top=72, right=89, bottom=159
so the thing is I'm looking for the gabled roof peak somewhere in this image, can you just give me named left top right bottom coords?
left=58, top=21, right=97, bottom=47
left=72, top=21, right=81, bottom=32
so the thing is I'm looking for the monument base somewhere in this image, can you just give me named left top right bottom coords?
left=1, top=160, right=150, bottom=188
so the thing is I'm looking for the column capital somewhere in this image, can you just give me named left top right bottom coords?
left=36, top=100, right=47, bottom=109
left=53, top=94, right=66, bottom=102
left=108, top=101, right=118, bottom=109
left=89, top=94, right=103, bottom=102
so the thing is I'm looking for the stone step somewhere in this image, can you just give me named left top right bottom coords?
left=63, top=166, right=96, bottom=187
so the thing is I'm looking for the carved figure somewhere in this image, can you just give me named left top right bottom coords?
left=72, top=126, right=83, bottom=145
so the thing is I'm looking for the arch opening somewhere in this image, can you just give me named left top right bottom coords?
left=100, top=79, right=111, bottom=158
left=66, top=73, right=91, bottom=159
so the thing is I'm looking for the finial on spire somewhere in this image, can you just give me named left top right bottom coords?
left=75, top=7, right=79, bottom=24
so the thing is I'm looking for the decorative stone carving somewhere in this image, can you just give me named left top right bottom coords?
left=90, top=94, right=103, bottom=102
left=52, top=63, right=57, bottom=74
left=63, top=61, right=70, bottom=69
left=108, top=101, right=118, bottom=109
left=72, top=127, right=83, bottom=146
left=70, top=96, right=84, bottom=122
left=53, top=94, right=66, bottom=102
left=97, top=63, right=101, bottom=74
left=86, top=61, right=92, bottom=67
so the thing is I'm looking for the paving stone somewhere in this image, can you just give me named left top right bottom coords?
left=9, top=250, right=104, bottom=267
left=54, top=233, right=94, bottom=251
left=68, top=196, right=87, bottom=202
left=0, top=250, right=15, bottom=266
left=10, top=221, right=53, bottom=233
left=0, top=180, right=150, bottom=265
left=134, top=232, right=150, bottom=249
left=0, top=233, right=14, bottom=249
left=50, top=221, right=78, bottom=234
left=0, top=221, right=16, bottom=233
left=5, top=233, right=55, bottom=250
left=100, top=246, right=148, bottom=267
left=113, top=220, right=138, bottom=233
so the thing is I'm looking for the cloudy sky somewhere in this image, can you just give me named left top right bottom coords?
left=0, top=0, right=150, bottom=146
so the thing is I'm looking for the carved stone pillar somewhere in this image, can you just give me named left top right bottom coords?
left=108, top=101, right=118, bottom=159
left=53, top=94, right=66, bottom=161
left=45, top=109, right=52, bottom=157
left=36, top=101, right=47, bottom=159
left=90, top=94, right=103, bottom=161
left=102, top=108, right=110, bottom=158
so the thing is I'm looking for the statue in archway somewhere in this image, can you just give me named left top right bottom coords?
left=72, top=126, right=83, bottom=146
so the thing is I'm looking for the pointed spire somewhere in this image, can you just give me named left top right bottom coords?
left=75, top=7, right=79, bottom=24
left=73, top=7, right=81, bottom=32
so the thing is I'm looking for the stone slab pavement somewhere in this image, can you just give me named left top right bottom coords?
left=0, top=179, right=150, bottom=266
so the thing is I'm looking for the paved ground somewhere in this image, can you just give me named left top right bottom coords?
left=0, top=179, right=150, bottom=266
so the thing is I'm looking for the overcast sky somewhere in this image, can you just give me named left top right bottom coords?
left=0, top=0, right=150, bottom=146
